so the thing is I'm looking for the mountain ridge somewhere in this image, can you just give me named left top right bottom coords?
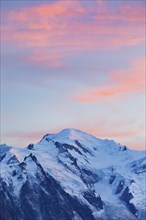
left=0, top=128, right=145, bottom=220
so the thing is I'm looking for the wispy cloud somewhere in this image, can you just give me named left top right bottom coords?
left=1, top=0, right=145, bottom=68
left=74, top=58, right=145, bottom=102
left=1, top=0, right=145, bottom=150
left=95, top=2, right=145, bottom=22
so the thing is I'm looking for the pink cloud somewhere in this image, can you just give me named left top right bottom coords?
left=95, top=3, right=145, bottom=22
left=74, top=58, right=145, bottom=102
left=1, top=1, right=145, bottom=68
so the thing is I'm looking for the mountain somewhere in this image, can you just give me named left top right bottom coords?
left=0, top=128, right=145, bottom=220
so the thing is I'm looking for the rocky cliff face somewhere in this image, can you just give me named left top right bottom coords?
left=0, top=129, right=145, bottom=220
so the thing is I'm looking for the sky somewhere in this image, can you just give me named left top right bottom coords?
left=0, top=0, right=145, bottom=150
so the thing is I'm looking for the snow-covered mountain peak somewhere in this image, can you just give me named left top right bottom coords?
left=40, top=128, right=128, bottom=155
left=54, top=128, right=98, bottom=140
left=41, top=128, right=100, bottom=143
left=1, top=129, right=145, bottom=220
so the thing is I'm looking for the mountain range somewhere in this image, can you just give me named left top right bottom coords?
left=0, top=128, right=145, bottom=220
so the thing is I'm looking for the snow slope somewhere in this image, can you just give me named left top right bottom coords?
left=0, top=128, right=145, bottom=220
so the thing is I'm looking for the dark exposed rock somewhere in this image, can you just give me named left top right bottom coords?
left=71, top=158, right=78, bottom=167
left=19, top=161, right=26, bottom=170
left=121, top=187, right=133, bottom=203
left=134, top=164, right=146, bottom=174
left=81, top=168, right=99, bottom=184
left=115, top=180, right=124, bottom=194
left=27, top=144, right=34, bottom=150
left=0, top=164, right=95, bottom=220
left=0, top=179, right=22, bottom=220
left=74, top=140, right=91, bottom=154
left=121, top=186, right=137, bottom=216
left=7, top=155, right=19, bottom=165
left=0, top=153, right=6, bottom=162
left=109, top=175, right=116, bottom=184
left=12, top=170, right=17, bottom=177
left=83, top=190, right=103, bottom=210
left=55, top=142, right=67, bottom=153
left=62, top=143, right=83, bottom=155
left=123, top=146, right=127, bottom=151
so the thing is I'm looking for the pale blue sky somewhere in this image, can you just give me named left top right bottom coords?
left=1, top=0, right=145, bottom=149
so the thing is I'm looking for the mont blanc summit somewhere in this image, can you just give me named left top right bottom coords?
left=0, top=129, right=145, bottom=220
